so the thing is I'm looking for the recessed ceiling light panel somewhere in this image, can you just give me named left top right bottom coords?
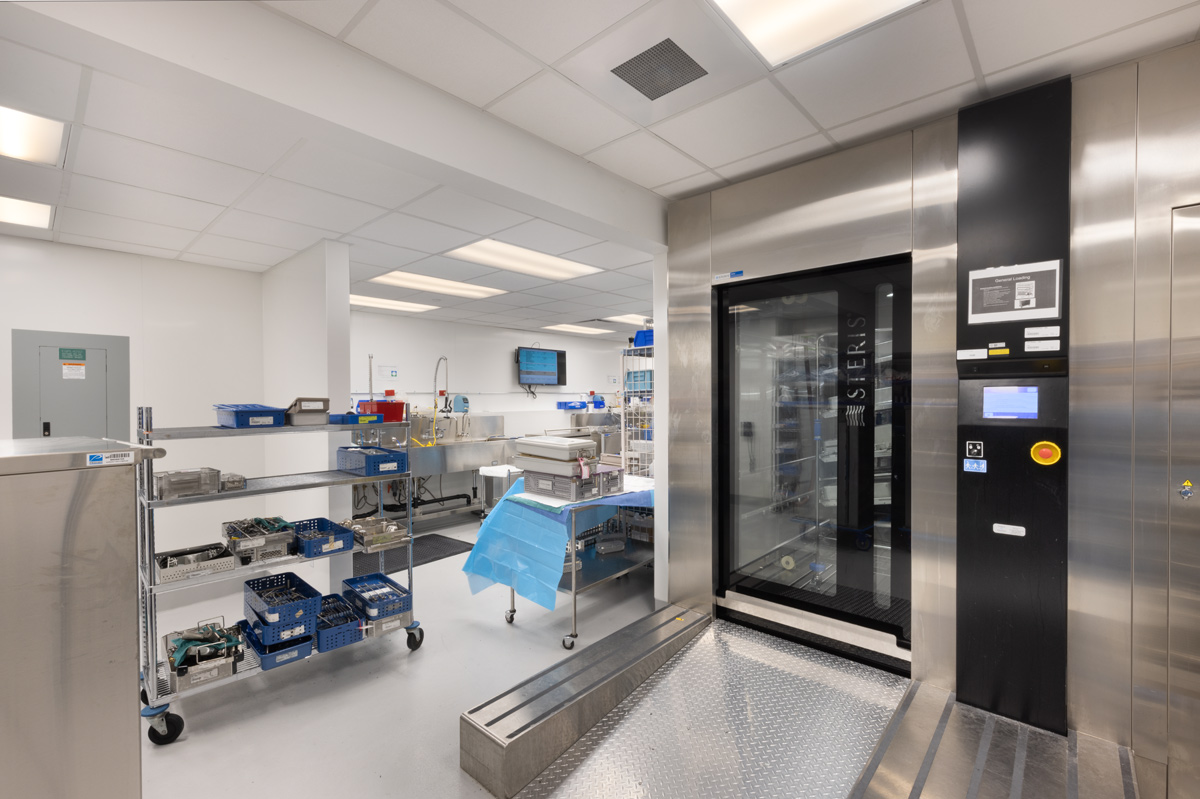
left=543, top=324, right=613, bottom=335
left=0, top=106, right=65, bottom=166
left=369, top=271, right=507, bottom=299
left=445, top=239, right=601, bottom=280
left=350, top=294, right=438, bottom=312
left=711, top=0, right=925, bottom=66
left=603, top=314, right=652, bottom=326
left=0, top=195, right=52, bottom=228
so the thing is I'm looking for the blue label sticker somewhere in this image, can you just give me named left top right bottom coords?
left=963, top=458, right=988, bottom=473
left=730, top=270, right=744, bottom=278
left=87, top=454, right=103, bottom=464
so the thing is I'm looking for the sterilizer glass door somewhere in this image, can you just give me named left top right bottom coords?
left=719, top=258, right=912, bottom=645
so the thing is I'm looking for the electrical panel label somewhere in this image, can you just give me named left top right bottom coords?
left=58, top=348, right=85, bottom=360
left=86, top=451, right=134, bottom=466
left=62, top=363, right=85, bottom=380
left=1025, top=339, right=1061, bottom=352
left=993, top=523, right=1027, bottom=537
left=963, top=459, right=988, bottom=473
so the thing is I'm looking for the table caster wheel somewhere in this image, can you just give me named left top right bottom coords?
left=562, top=635, right=576, bottom=650
left=505, top=610, right=515, bottom=624
left=147, top=712, right=184, bottom=745
left=406, top=626, right=425, bottom=651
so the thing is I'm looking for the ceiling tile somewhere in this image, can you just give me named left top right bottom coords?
left=564, top=271, right=645, bottom=292
left=610, top=299, right=654, bottom=314
left=237, top=177, right=385, bottom=233
left=403, top=254, right=496, bottom=281
left=0, top=157, right=63, bottom=205
left=521, top=283, right=596, bottom=301
left=65, top=174, right=223, bottom=231
left=419, top=307, right=476, bottom=321
left=775, top=1, right=974, bottom=128
left=828, top=82, right=981, bottom=147
left=488, top=71, right=638, bottom=155
left=58, top=233, right=178, bottom=260
left=983, top=5, right=1200, bottom=94
left=344, top=0, right=541, bottom=107
left=400, top=187, right=530, bottom=235
left=272, top=139, right=438, bottom=209
left=186, top=234, right=296, bottom=266
left=56, top=207, right=197, bottom=251
left=963, top=0, right=1195, bottom=74
left=563, top=240, right=653, bottom=269
left=354, top=212, right=480, bottom=253
left=72, top=128, right=259, bottom=205
left=486, top=291, right=553, bottom=308
left=402, top=290, right=475, bottom=307
left=612, top=283, right=653, bottom=301
left=455, top=298, right=521, bottom=315
left=653, top=171, right=727, bottom=199
left=492, top=218, right=602, bottom=254
left=446, top=0, right=650, bottom=64
left=84, top=72, right=299, bottom=172
left=467, top=271, right=552, bottom=291
left=713, top=134, right=833, bottom=181
left=178, top=252, right=267, bottom=272
left=342, top=236, right=427, bottom=269
left=263, top=0, right=370, bottom=36
left=650, top=79, right=817, bottom=167
left=529, top=300, right=597, bottom=316
left=557, top=0, right=766, bottom=127
left=586, top=132, right=705, bottom=189
left=208, top=209, right=337, bottom=251
left=619, top=262, right=654, bottom=281
left=574, top=291, right=640, bottom=308
left=350, top=262, right=391, bottom=282
left=0, top=38, right=81, bottom=122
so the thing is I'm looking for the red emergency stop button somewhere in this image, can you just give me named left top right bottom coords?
left=1031, top=441, right=1061, bottom=465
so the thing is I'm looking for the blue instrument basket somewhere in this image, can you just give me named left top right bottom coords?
left=337, top=446, right=407, bottom=477
left=328, top=413, right=382, bottom=425
left=315, top=595, right=365, bottom=653
left=245, top=602, right=317, bottom=645
left=244, top=572, right=321, bottom=624
left=342, top=573, right=412, bottom=619
left=213, top=404, right=286, bottom=429
left=239, top=620, right=312, bottom=671
left=293, top=518, right=356, bottom=558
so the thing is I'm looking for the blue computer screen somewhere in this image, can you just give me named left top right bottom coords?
left=982, top=386, right=1038, bottom=419
left=517, top=347, right=563, bottom=385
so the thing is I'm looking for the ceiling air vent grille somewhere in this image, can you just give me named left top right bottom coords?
left=611, top=38, right=708, bottom=101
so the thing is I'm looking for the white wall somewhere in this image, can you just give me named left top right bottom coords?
left=349, top=310, right=628, bottom=437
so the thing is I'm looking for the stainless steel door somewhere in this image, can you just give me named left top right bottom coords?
left=1169, top=204, right=1200, bottom=797
left=38, top=345, right=108, bottom=438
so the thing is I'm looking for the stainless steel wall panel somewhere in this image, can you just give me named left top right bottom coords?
left=1067, top=63, right=1138, bottom=746
left=910, top=117, right=960, bottom=691
left=666, top=193, right=715, bottom=613
left=710, top=133, right=913, bottom=283
left=1134, top=41, right=1200, bottom=765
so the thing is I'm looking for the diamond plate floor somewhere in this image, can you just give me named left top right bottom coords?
left=516, top=619, right=909, bottom=799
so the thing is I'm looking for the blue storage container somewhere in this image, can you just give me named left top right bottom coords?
left=633, top=329, right=653, bottom=347
left=336, top=446, right=407, bottom=477
left=556, top=401, right=587, bottom=410
left=329, top=412, right=382, bottom=425
left=293, top=517, right=356, bottom=558
left=315, top=594, right=365, bottom=653
left=238, top=620, right=312, bottom=670
left=591, top=397, right=605, bottom=409
left=245, top=602, right=317, bottom=645
left=213, top=404, right=286, bottom=429
left=342, top=573, right=412, bottom=619
left=624, top=370, right=654, bottom=393
left=244, top=572, right=321, bottom=624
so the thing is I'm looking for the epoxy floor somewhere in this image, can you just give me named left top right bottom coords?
left=140, top=520, right=657, bottom=799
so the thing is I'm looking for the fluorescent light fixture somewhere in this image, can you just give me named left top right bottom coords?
left=369, top=270, right=507, bottom=299
left=0, top=105, right=65, bottom=165
left=543, top=324, right=613, bottom=335
left=603, top=314, right=652, bottom=326
left=350, top=294, right=438, bottom=312
left=0, top=195, right=52, bottom=228
left=712, top=0, right=924, bottom=66
left=445, top=239, right=601, bottom=280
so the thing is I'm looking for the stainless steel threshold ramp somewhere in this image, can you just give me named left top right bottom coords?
left=460, top=605, right=710, bottom=798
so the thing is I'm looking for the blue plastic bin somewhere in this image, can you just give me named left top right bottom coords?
left=238, top=620, right=312, bottom=670
left=213, top=404, right=286, bottom=429
left=342, top=573, right=412, bottom=619
left=624, top=370, right=654, bottom=393
left=556, top=401, right=587, bottom=410
left=336, top=446, right=407, bottom=477
left=245, top=602, right=317, bottom=645
left=315, top=595, right=365, bottom=653
left=244, top=572, right=321, bottom=624
left=329, top=413, right=382, bottom=425
left=633, top=329, right=653, bottom=347
left=294, top=517, right=356, bottom=558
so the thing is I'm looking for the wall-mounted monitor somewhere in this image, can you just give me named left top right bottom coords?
left=516, top=347, right=566, bottom=386
left=982, top=385, right=1038, bottom=420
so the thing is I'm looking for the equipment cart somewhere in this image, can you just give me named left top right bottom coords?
left=135, top=406, right=422, bottom=745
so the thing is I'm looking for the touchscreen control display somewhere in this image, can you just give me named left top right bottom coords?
left=983, top=386, right=1039, bottom=419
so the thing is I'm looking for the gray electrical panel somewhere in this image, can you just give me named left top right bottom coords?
left=12, top=330, right=130, bottom=440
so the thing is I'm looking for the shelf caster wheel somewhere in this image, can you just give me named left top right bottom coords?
left=146, top=711, right=184, bottom=746
left=505, top=610, right=515, bottom=624
left=562, top=635, right=576, bottom=650
left=406, top=626, right=425, bottom=651
left=140, top=688, right=149, bottom=706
